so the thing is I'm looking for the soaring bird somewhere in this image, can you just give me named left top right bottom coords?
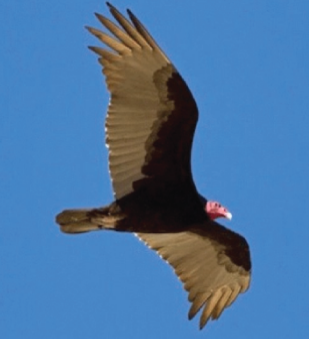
left=56, top=2, right=251, bottom=329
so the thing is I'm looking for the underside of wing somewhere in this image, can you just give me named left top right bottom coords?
left=87, top=4, right=199, bottom=199
left=136, top=227, right=251, bottom=329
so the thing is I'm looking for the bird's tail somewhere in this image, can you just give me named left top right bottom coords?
left=56, top=206, right=118, bottom=234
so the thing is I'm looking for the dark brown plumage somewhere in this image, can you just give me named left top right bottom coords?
left=56, top=3, right=251, bottom=329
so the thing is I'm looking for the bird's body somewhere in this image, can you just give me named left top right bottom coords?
left=59, top=182, right=208, bottom=234
left=56, top=2, right=251, bottom=329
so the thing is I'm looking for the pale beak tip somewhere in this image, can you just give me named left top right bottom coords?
left=226, top=212, right=232, bottom=220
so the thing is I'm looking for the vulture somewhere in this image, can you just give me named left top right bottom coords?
left=56, top=2, right=251, bottom=329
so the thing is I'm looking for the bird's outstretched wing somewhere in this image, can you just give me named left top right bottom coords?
left=87, top=3, right=199, bottom=199
left=137, top=223, right=251, bottom=329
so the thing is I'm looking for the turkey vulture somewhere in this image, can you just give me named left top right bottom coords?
left=56, top=2, right=251, bottom=329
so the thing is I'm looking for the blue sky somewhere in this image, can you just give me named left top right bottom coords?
left=1, top=0, right=309, bottom=338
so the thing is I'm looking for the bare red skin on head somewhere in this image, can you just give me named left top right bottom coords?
left=206, top=201, right=232, bottom=220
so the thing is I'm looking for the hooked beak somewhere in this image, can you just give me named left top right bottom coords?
left=225, top=212, right=232, bottom=220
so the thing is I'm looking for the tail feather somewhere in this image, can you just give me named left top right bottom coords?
left=56, top=205, right=123, bottom=234
left=56, top=208, right=103, bottom=234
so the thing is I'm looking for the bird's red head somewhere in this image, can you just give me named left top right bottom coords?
left=206, top=201, right=232, bottom=221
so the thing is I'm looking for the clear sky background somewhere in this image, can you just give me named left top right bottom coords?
left=1, top=0, right=309, bottom=338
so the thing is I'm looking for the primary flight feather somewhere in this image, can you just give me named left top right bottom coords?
left=56, top=2, right=251, bottom=329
